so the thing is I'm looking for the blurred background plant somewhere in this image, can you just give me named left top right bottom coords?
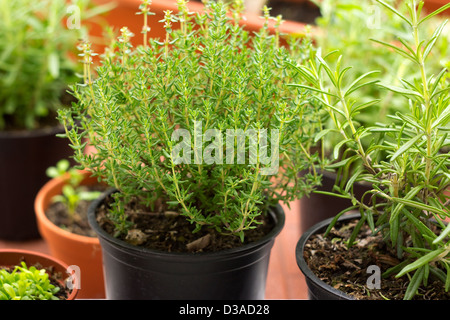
left=0, top=0, right=113, bottom=131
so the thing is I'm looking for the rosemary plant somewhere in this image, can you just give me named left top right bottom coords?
left=292, top=0, right=450, bottom=300
left=59, top=0, right=321, bottom=241
left=311, top=0, right=450, bottom=162
left=0, top=0, right=110, bottom=131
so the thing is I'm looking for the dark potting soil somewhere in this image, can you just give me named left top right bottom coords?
left=304, top=218, right=450, bottom=300
left=267, top=0, right=321, bottom=25
left=45, top=185, right=108, bottom=238
left=0, top=262, right=72, bottom=300
left=96, top=193, right=275, bottom=253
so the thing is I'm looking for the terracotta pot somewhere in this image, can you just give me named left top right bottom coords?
left=423, top=0, right=450, bottom=15
left=0, top=249, right=78, bottom=300
left=90, top=0, right=307, bottom=50
left=90, top=0, right=205, bottom=49
left=34, top=171, right=105, bottom=299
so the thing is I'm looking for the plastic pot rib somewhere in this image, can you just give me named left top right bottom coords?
left=296, top=213, right=360, bottom=300
left=88, top=189, right=285, bottom=300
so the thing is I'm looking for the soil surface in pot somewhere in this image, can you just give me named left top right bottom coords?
left=46, top=184, right=108, bottom=237
left=96, top=193, right=276, bottom=253
left=0, top=262, right=72, bottom=300
left=305, top=218, right=450, bottom=300
left=267, top=0, right=321, bottom=25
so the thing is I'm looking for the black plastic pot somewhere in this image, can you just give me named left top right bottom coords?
left=0, top=126, right=73, bottom=240
left=299, top=170, right=371, bottom=234
left=295, top=213, right=360, bottom=300
left=88, top=189, right=285, bottom=300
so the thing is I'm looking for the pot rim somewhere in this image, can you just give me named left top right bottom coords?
left=34, top=170, right=100, bottom=245
left=296, top=212, right=361, bottom=300
left=0, top=248, right=78, bottom=300
left=88, top=188, right=285, bottom=259
left=0, top=124, right=66, bottom=139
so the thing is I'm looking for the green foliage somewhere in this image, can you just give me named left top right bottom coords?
left=312, top=0, right=450, bottom=155
left=292, top=0, right=450, bottom=300
left=0, top=0, right=111, bottom=131
left=59, top=1, right=322, bottom=240
left=46, top=159, right=102, bottom=218
left=0, top=262, right=60, bottom=300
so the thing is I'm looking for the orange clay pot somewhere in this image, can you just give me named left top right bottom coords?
left=34, top=171, right=105, bottom=299
left=423, top=0, right=450, bottom=15
left=0, top=249, right=78, bottom=300
left=90, top=0, right=308, bottom=51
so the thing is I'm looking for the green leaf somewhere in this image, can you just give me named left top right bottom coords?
left=370, top=38, right=416, bottom=62
left=432, top=103, right=450, bottom=129
left=351, top=99, right=381, bottom=114
left=403, top=266, right=425, bottom=300
left=423, top=20, right=447, bottom=60
left=419, top=5, right=450, bottom=26
left=344, top=167, right=364, bottom=193
left=390, top=210, right=400, bottom=247
left=48, top=52, right=60, bottom=79
left=288, top=84, right=339, bottom=99
left=390, top=197, right=448, bottom=216
left=287, top=62, right=317, bottom=85
left=445, top=263, right=450, bottom=292
left=333, top=138, right=351, bottom=160
left=313, top=190, right=352, bottom=199
left=46, top=167, right=59, bottom=179
left=313, top=128, right=336, bottom=143
left=3, top=283, right=16, bottom=299
left=397, top=248, right=446, bottom=277
left=344, top=71, right=380, bottom=97
left=376, top=0, right=412, bottom=27
left=390, top=134, right=422, bottom=162
left=325, top=155, right=359, bottom=170
left=433, top=223, right=450, bottom=244
left=377, top=83, right=423, bottom=98
left=78, top=191, right=102, bottom=201
left=403, top=209, right=437, bottom=241
left=57, top=159, right=70, bottom=172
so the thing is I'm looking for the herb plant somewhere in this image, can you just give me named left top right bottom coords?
left=293, top=0, right=450, bottom=299
left=311, top=0, right=450, bottom=161
left=0, top=0, right=110, bottom=131
left=46, top=159, right=102, bottom=220
left=0, top=262, right=60, bottom=300
left=59, top=0, right=321, bottom=242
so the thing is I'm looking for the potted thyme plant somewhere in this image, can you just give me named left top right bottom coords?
left=0, top=0, right=108, bottom=240
left=294, top=0, right=450, bottom=300
left=58, top=0, right=321, bottom=299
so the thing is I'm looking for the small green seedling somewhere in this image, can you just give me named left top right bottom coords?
left=46, top=159, right=102, bottom=218
left=0, top=262, right=61, bottom=300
